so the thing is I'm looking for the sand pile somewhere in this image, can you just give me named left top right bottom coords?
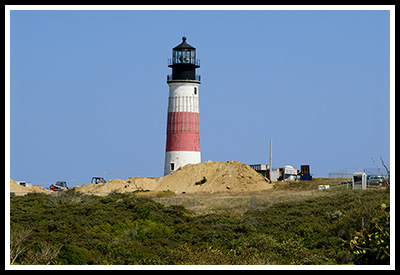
left=73, top=178, right=159, bottom=194
left=10, top=179, right=51, bottom=196
left=154, top=160, right=272, bottom=193
left=74, top=160, right=273, bottom=195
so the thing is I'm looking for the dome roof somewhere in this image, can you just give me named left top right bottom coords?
left=173, top=36, right=196, bottom=50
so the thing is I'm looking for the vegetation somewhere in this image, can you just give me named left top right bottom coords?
left=10, top=188, right=389, bottom=265
left=345, top=203, right=390, bottom=264
left=195, top=177, right=207, bottom=186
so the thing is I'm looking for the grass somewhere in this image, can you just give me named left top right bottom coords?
left=157, top=184, right=354, bottom=215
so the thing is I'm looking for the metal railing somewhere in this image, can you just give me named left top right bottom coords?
left=168, top=58, right=200, bottom=67
left=167, top=74, right=201, bottom=82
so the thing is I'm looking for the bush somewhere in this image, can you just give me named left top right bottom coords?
left=346, top=203, right=390, bottom=264
left=195, top=177, right=207, bottom=185
left=56, top=244, right=92, bottom=265
left=10, top=188, right=390, bottom=265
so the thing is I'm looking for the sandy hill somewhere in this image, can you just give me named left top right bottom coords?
left=74, top=160, right=273, bottom=195
left=10, top=179, right=51, bottom=196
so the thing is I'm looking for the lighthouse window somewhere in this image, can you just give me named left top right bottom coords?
left=170, top=163, right=175, bottom=171
left=182, top=50, right=190, bottom=63
left=194, top=87, right=197, bottom=95
left=176, top=51, right=182, bottom=63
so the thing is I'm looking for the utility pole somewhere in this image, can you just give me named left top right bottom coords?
left=269, top=138, right=273, bottom=182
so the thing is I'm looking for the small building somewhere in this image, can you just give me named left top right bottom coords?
left=249, top=164, right=267, bottom=177
left=268, top=168, right=281, bottom=182
left=15, top=181, right=32, bottom=187
left=280, top=165, right=298, bottom=181
left=352, top=172, right=367, bottom=190
left=249, top=164, right=285, bottom=182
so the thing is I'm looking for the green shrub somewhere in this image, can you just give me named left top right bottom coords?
left=56, top=244, right=92, bottom=265
left=346, top=203, right=390, bottom=264
left=10, top=188, right=390, bottom=265
left=195, top=177, right=207, bottom=185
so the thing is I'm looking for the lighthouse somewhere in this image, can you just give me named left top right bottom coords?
left=164, top=37, right=201, bottom=175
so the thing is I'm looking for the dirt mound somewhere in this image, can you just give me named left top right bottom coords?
left=154, top=160, right=272, bottom=193
left=10, top=179, right=51, bottom=196
left=74, top=160, right=273, bottom=195
left=73, top=178, right=160, bottom=195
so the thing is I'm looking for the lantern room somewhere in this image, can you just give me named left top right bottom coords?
left=167, top=37, right=200, bottom=82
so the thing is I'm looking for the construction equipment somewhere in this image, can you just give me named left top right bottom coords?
left=50, top=181, right=68, bottom=191
left=299, top=165, right=312, bottom=181
left=91, top=177, right=106, bottom=184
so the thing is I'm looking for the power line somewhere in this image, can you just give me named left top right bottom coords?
left=104, top=167, right=163, bottom=177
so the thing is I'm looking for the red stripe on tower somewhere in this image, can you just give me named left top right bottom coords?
left=166, top=112, right=200, bottom=151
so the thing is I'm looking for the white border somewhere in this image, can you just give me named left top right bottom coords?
left=5, top=5, right=395, bottom=270
left=4, top=5, right=397, bottom=11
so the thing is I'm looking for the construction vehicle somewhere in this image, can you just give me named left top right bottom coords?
left=50, top=181, right=68, bottom=191
left=91, top=177, right=106, bottom=184
left=299, top=165, right=312, bottom=181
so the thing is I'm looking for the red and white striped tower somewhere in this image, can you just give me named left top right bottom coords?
left=164, top=37, right=201, bottom=175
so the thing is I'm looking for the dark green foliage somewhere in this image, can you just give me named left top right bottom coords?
left=195, top=176, right=207, bottom=185
left=56, top=244, right=91, bottom=265
left=10, top=189, right=389, bottom=265
left=345, top=203, right=390, bottom=264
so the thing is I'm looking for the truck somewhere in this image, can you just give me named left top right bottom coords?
left=366, top=175, right=385, bottom=186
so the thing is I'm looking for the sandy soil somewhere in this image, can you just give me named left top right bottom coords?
left=74, top=160, right=274, bottom=195
left=10, top=162, right=342, bottom=197
left=10, top=179, right=52, bottom=195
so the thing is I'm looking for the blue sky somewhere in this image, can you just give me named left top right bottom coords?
left=8, top=7, right=392, bottom=187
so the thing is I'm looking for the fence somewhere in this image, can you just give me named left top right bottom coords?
left=329, top=167, right=386, bottom=179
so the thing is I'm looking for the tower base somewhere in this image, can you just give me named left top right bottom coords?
left=164, top=151, right=201, bottom=175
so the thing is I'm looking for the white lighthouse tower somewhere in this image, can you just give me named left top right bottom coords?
left=164, top=37, right=201, bottom=175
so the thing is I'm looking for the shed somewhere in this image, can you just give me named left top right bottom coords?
left=15, top=181, right=32, bottom=187
left=352, top=172, right=367, bottom=190
left=249, top=164, right=280, bottom=181
left=249, top=164, right=267, bottom=177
